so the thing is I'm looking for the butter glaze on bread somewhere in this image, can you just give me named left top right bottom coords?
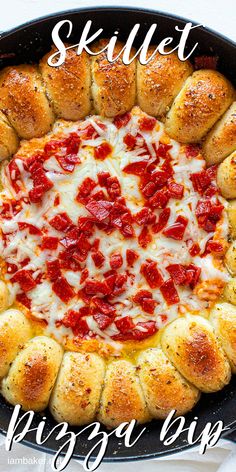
left=137, top=48, right=193, bottom=118
left=0, top=309, right=32, bottom=378
left=210, top=303, right=236, bottom=373
left=91, top=40, right=136, bottom=117
left=1, top=336, right=63, bottom=411
left=0, top=111, right=18, bottom=160
left=98, top=359, right=150, bottom=428
left=137, top=348, right=200, bottom=419
left=0, top=65, right=54, bottom=139
left=161, top=316, right=231, bottom=392
left=49, top=352, right=105, bottom=425
left=165, top=70, right=235, bottom=143
left=217, top=151, right=236, bottom=198
left=203, top=101, right=236, bottom=165
left=40, top=47, right=91, bottom=120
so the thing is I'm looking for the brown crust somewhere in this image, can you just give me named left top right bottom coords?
left=40, top=46, right=91, bottom=120
left=0, top=65, right=54, bottom=139
left=137, top=48, right=193, bottom=118
left=91, top=40, right=136, bottom=117
left=165, top=70, right=235, bottom=143
left=217, top=150, right=236, bottom=199
left=210, top=303, right=236, bottom=373
left=0, top=111, right=19, bottom=159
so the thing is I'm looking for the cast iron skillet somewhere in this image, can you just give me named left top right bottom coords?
left=0, top=6, right=236, bottom=462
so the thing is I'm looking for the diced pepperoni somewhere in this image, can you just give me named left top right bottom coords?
left=185, top=264, right=201, bottom=288
left=206, top=240, right=224, bottom=253
left=12, top=270, right=37, bottom=292
left=8, top=160, right=21, bottom=192
left=18, top=222, right=42, bottom=235
left=141, top=260, right=164, bottom=288
left=185, top=144, right=200, bottom=158
left=135, top=207, right=156, bottom=226
left=56, top=153, right=79, bottom=173
left=97, top=171, right=110, bottom=186
left=152, top=208, right=171, bottom=233
left=149, top=189, right=170, bottom=209
left=49, top=212, right=73, bottom=232
left=160, top=279, right=180, bottom=305
left=94, top=142, right=112, bottom=160
left=163, top=215, right=188, bottom=240
left=84, top=279, right=111, bottom=296
left=61, top=311, right=89, bottom=336
left=54, top=194, right=60, bottom=206
left=41, top=236, right=59, bottom=250
left=138, top=226, right=152, bottom=248
left=93, top=313, right=113, bottom=330
left=126, top=249, right=139, bottom=267
left=190, top=166, right=217, bottom=195
left=110, top=253, right=123, bottom=269
left=155, top=143, right=172, bottom=158
left=92, top=250, right=105, bottom=268
left=167, top=180, right=184, bottom=199
left=166, top=264, right=187, bottom=285
left=115, top=316, right=135, bottom=333
left=93, top=297, right=116, bottom=316
left=46, top=260, right=61, bottom=281
left=123, top=133, right=136, bottom=149
left=113, top=112, right=131, bottom=129
left=76, top=178, right=97, bottom=201
left=16, top=292, right=31, bottom=309
left=106, top=176, right=121, bottom=200
left=139, top=116, right=156, bottom=131
left=85, top=200, right=112, bottom=221
left=133, top=290, right=157, bottom=315
left=131, top=321, right=157, bottom=340
left=52, top=276, right=75, bottom=303
left=189, top=242, right=201, bottom=256
left=123, top=161, right=148, bottom=176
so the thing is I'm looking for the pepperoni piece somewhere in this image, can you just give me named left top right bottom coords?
left=113, top=112, right=131, bottom=129
left=52, top=276, right=75, bottom=303
left=155, top=143, right=172, bottom=158
left=185, top=264, right=201, bottom=289
left=106, top=176, right=121, bottom=200
left=91, top=251, right=105, bottom=268
left=85, top=200, right=112, bottom=221
left=141, top=260, right=164, bottom=288
left=8, top=160, right=21, bottom=192
left=18, top=222, right=42, bottom=235
left=133, top=290, right=157, bottom=315
left=110, top=253, right=123, bottom=269
left=12, top=270, right=37, bottom=292
left=93, top=297, right=116, bottom=316
left=167, top=180, right=184, bottom=199
left=138, top=226, right=152, bottom=248
left=123, top=133, right=137, bottom=149
left=123, top=161, right=148, bottom=176
left=189, top=242, right=201, bottom=257
left=152, top=208, right=171, bottom=233
left=94, top=142, right=112, bottom=160
left=160, top=279, right=180, bottom=305
left=80, top=268, right=89, bottom=284
left=166, top=264, right=187, bottom=285
left=135, top=207, right=156, bottom=226
left=93, top=313, right=113, bottom=330
left=163, top=215, right=188, bottom=240
left=139, top=116, right=156, bottom=131
left=16, top=292, right=31, bottom=309
left=126, top=249, right=139, bottom=267
left=41, top=236, right=59, bottom=250
left=97, top=171, right=110, bottom=186
left=115, top=316, right=135, bottom=333
left=84, top=279, right=111, bottom=296
left=76, top=178, right=97, bottom=202
left=49, top=212, right=73, bottom=232
left=46, top=260, right=61, bottom=281
left=149, top=189, right=170, bottom=209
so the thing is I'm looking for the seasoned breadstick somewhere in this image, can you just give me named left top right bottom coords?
left=98, top=359, right=151, bottom=428
left=210, top=303, right=236, bottom=373
left=161, top=315, right=231, bottom=392
left=91, top=39, right=136, bottom=117
left=50, top=352, right=105, bottom=425
left=137, top=48, right=193, bottom=118
left=0, top=65, right=54, bottom=139
left=0, top=111, right=18, bottom=160
left=40, top=46, right=91, bottom=120
left=137, top=347, right=200, bottom=419
left=217, top=151, right=236, bottom=198
left=0, top=309, right=32, bottom=378
left=1, top=336, right=63, bottom=411
left=203, top=101, right=236, bottom=165
left=165, top=70, right=234, bottom=143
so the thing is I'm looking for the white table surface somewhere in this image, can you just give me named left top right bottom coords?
left=0, top=1, right=236, bottom=471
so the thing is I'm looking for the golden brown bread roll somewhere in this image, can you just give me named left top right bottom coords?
left=91, top=40, right=136, bottom=117
left=0, top=280, right=9, bottom=313
left=98, top=359, right=150, bottom=428
left=165, top=70, right=235, bottom=143
left=224, top=279, right=236, bottom=305
left=0, top=65, right=54, bottom=139
left=203, top=101, right=236, bottom=165
left=0, top=309, right=32, bottom=378
left=50, top=352, right=105, bottom=426
left=40, top=47, right=91, bottom=121
left=210, top=303, right=236, bottom=373
left=227, top=200, right=236, bottom=238
left=0, top=111, right=18, bottom=160
left=161, top=315, right=231, bottom=392
left=137, top=347, right=200, bottom=419
left=217, top=151, right=236, bottom=199
left=225, top=240, right=236, bottom=275
left=137, top=48, right=193, bottom=118
left=1, top=336, right=63, bottom=411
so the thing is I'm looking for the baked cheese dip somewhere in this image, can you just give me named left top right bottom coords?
left=0, top=107, right=229, bottom=354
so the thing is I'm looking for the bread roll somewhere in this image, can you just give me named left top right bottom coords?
left=137, top=48, right=193, bottom=118
left=224, top=279, right=236, bottom=305
left=137, top=347, right=200, bottom=419
left=0, top=280, right=9, bottom=313
left=91, top=40, right=136, bottom=117
left=228, top=200, right=236, bottom=238
left=0, top=309, right=32, bottom=378
left=225, top=241, right=236, bottom=275
left=40, top=47, right=91, bottom=121
left=0, top=65, right=54, bottom=139
left=1, top=336, right=63, bottom=411
left=50, top=352, right=105, bottom=425
left=98, top=359, right=150, bottom=428
left=210, top=302, right=236, bottom=373
left=161, top=315, right=231, bottom=392
left=217, top=151, right=236, bottom=199
left=0, top=111, right=18, bottom=160
left=203, top=101, right=236, bottom=165
left=165, top=70, right=234, bottom=143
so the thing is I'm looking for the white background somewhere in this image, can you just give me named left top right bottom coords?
left=0, top=0, right=236, bottom=471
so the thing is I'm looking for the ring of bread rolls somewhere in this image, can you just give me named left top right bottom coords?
left=0, top=41, right=236, bottom=428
